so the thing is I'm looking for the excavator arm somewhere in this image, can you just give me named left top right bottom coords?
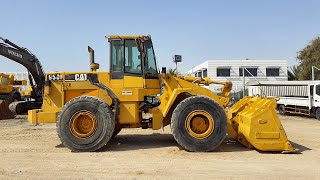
left=0, top=36, right=45, bottom=101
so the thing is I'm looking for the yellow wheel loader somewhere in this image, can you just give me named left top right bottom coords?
left=0, top=73, right=27, bottom=119
left=28, top=35, right=296, bottom=152
left=0, top=73, right=27, bottom=102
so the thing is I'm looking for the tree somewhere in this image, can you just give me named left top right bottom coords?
left=288, top=65, right=301, bottom=80
left=297, top=37, right=320, bottom=80
left=168, top=68, right=179, bottom=76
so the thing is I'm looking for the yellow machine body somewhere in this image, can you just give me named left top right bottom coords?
left=28, top=71, right=229, bottom=127
left=27, top=35, right=296, bottom=152
left=0, top=73, right=27, bottom=94
left=0, top=73, right=27, bottom=119
left=21, top=86, right=33, bottom=97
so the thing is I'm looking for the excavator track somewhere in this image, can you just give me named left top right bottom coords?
left=9, top=101, right=42, bottom=115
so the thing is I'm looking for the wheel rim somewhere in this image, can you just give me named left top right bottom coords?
left=185, top=110, right=214, bottom=139
left=70, top=110, right=97, bottom=139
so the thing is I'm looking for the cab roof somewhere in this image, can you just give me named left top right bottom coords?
left=105, top=35, right=151, bottom=40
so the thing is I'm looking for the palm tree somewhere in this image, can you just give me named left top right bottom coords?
left=168, top=68, right=178, bottom=76
left=288, top=65, right=301, bottom=80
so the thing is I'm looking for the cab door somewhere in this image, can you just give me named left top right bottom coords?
left=123, top=39, right=143, bottom=89
left=313, top=84, right=320, bottom=108
left=109, top=39, right=143, bottom=89
left=109, top=39, right=142, bottom=124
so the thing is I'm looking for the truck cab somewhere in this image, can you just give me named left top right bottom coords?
left=308, top=82, right=320, bottom=116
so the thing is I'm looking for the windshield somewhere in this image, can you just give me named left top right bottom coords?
left=145, top=40, right=158, bottom=78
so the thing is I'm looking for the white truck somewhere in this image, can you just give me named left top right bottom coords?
left=247, top=80, right=320, bottom=120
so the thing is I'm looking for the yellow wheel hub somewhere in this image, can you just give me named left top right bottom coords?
left=186, top=110, right=214, bottom=139
left=70, top=110, right=97, bottom=139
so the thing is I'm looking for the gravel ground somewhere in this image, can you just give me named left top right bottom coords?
left=0, top=114, right=319, bottom=179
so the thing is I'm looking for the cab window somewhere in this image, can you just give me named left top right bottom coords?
left=111, top=40, right=122, bottom=72
left=145, top=40, right=158, bottom=78
left=124, top=40, right=142, bottom=75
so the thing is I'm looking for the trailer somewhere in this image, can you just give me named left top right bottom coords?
left=247, top=80, right=320, bottom=120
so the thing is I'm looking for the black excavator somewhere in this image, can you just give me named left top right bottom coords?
left=0, top=36, right=45, bottom=114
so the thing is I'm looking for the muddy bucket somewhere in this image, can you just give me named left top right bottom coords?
left=0, top=100, right=14, bottom=120
left=227, top=96, right=297, bottom=153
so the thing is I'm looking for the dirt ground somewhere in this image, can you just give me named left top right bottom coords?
left=0, top=114, right=319, bottom=179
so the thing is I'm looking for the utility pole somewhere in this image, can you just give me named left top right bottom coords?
left=242, top=67, right=245, bottom=97
left=312, top=66, right=314, bottom=80
left=312, top=66, right=320, bottom=80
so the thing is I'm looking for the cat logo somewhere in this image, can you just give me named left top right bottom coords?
left=75, top=74, right=87, bottom=81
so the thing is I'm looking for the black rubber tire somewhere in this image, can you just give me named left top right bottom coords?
left=171, top=96, right=227, bottom=152
left=11, top=93, right=21, bottom=103
left=278, top=105, right=286, bottom=115
left=315, top=108, right=320, bottom=120
left=57, top=96, right=115, bottom=152
left=112, top=126, right=122, bottom=137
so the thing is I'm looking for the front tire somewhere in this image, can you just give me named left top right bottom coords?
left=278, top=105, right=286, bottom=115
left=112, top=126, right=122, bottom=137
left=171, top=96, right=227, bottom=152
left=57, top=96, right=115, bottom=152
left=315, top=108, right=320, bottom=120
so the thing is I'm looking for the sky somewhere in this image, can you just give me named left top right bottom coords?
left=1, top=0, right=319, bottom=74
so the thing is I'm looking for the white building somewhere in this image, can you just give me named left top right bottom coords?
left=186, top=60, right=288, bottom=93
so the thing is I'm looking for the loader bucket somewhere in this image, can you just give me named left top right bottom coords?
left=0, top=100, right=14, bottom=120
left=227, top=96, right=297, bottom=153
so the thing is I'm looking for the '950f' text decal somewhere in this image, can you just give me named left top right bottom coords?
left=48, top=74, right=62, bottom=81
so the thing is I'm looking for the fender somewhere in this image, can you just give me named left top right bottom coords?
left=159, top=74, right=230, bottom=118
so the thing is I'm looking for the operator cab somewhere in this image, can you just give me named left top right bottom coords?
left=107, top=35, right=159, bottom=80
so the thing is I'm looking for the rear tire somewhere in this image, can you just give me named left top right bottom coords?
left=278, top=105, right=286, bottom=115
left=315, top=108, right=320, bottom=120
left=171, top=96, right=227, bottom=152
left=57, top=96, right=115, bottom=152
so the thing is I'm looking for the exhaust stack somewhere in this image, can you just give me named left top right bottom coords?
left=88, top=46, right=99, bottom=72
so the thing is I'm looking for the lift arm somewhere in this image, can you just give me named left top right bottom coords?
left=0, top=37, right=45, bottom=101
left=178, top=75, right=232, bottom=98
